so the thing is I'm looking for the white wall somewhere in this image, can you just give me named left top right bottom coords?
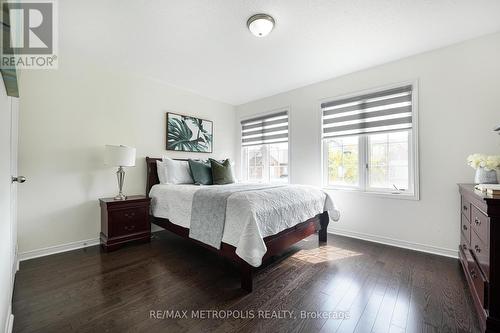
left=236, top=32, right=500, bottom=257
left=17, top=52, right=236, bottom=255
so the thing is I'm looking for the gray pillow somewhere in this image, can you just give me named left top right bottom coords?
left=188, top=159, right=213, bottom=185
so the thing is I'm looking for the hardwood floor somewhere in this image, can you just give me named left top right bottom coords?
left=13, top=231, right=481, bottom=333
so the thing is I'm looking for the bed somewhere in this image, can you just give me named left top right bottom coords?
left=145, top=157, right=339, bottom=292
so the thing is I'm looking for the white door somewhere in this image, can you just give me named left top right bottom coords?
left=10, top=98, right=19, bottom=277
left=0, top=82, right=16, bottom=333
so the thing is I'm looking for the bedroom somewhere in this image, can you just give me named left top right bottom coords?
left=1, top=0, right=500, bottom=332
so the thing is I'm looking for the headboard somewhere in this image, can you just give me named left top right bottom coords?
left=145, top=157, right=161, bottom=195
left=145, top=157, right=191, bottom=196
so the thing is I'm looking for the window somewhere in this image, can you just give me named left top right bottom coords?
left=326, top=136, right=359, bottom=186
left=241, top=111, right=289, bottom=183
left=322, top=84, right=418, bottom=198
left=368, top=131, right=409, bottom=191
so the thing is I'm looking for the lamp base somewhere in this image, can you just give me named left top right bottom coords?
left=114, top=167, right=127, bottom=200
left=114, top=193, right=127, bottom=200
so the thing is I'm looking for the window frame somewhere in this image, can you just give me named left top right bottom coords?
left=240, top=107, right=291, bottom=184
left=320, top=81, right=419, bottom=200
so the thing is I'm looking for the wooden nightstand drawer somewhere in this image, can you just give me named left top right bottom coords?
left=99, top=195, right=151, bottom=251
left=110, top=207, right=149, bottom=237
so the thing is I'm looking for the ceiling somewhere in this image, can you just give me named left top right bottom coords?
left=62, top=0, right=500, bottom=105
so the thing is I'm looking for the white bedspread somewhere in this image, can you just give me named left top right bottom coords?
left=149, top=183, right=340, bottom=267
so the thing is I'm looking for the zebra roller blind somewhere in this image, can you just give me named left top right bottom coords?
left=241, top=111, right=288, bottom=146
left=322, top=85, right=413, bottom=138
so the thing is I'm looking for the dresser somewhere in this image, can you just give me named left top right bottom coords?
left=459, top=184, right=500, bottom=332
left=99, top=195, right=151, bottom=251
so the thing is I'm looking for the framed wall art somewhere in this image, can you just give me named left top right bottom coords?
left=166, top=112, right=213, bottom=153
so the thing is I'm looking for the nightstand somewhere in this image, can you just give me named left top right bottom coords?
left=99, top=195, right=151, bottom=251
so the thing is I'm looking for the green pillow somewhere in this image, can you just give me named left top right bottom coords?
left=188, top=159, right=213, bottom=185
left=210, top=159, right=235, bottom=185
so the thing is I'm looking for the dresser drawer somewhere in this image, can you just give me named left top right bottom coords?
left=468, top=256, right=488, bottom=309
left=459, top=242, right=473, bottom=270
left=470, top=205, right=489, bottom=244
left=461, top=214, right=470, bottom=246
left=109, top=207, right=149, bottom=237
left=471, top=229, right=489, bottom=279
left=460, top=231, right=470, bottom=253
left=461, top=196, right=471, bottom=222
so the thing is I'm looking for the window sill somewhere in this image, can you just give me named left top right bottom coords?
left=323, top=186, right=419, bottom=201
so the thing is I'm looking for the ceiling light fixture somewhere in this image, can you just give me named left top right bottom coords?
left=247, top=14, right=275, bottom=38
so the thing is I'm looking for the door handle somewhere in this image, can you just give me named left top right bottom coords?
left=12, top=176, right=26, bottom=183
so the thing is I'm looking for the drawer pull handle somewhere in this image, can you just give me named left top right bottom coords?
left=124, top=225, right=136, bottom=231
left=474, top=245, right=481, bottom=253
left=474, top=217, right=480, bottom=225
left=124, top=212, right=136, bottom=218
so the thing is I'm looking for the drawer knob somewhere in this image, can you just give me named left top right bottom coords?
left=471, top=269, right=477, bottom=279
left=474, top=217, right=481, bottom=225
left=475, top=245, right=481, bottom=253
left=463, top=244, right=467, bottom=250
left=463, top=205, right=468, bottom=211
left=462, top=224, right=468, bottom=231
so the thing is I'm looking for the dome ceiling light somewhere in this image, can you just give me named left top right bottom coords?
left=247, top=14, right=275, bottom=38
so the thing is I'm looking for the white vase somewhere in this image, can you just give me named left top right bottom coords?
left=474, top=167, right=498, bottom=184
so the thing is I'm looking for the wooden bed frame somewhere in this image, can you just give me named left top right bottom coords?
left=146, top=157, right=329, bottom=292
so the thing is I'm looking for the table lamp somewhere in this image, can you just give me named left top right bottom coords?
left=104, top=145, right=136, bottom=200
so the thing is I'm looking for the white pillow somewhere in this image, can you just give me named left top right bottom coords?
left=162, top=157, right=194, bottom=184
left=156, top=160, right=168, bottom=184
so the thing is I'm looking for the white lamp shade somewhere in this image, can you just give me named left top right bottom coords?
left=104, top=145, right=136, bottom=167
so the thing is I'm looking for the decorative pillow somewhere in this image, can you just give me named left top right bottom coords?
left=156, top=160, right=169, bottom=184
left=188, top=159, right=213, bottom=185
left=162, top=157, right=194, bottom=184
left=210, top=158, right=235, bottom=185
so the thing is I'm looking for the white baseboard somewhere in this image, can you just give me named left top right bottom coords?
left=328, top=227, right=458, bottom=259
left=16, top=228, right=457, bottom=262
left=19, top=238, right=100, bottom=262
left=3, top=304, right=13, bottom=333
left=5, top=314, right=13, bottom=333
left=151, top=224, right=165, bottom=233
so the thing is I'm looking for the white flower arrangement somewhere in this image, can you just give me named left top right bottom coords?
left=467, top=154, right=500, bottom=170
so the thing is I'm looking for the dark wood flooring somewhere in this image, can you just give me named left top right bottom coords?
left=13, top=231, right=481, bottom=333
